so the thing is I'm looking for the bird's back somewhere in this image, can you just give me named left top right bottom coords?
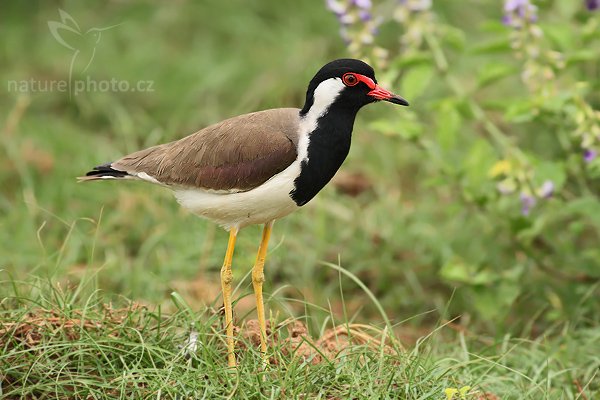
left=84, top=108, right=301, bottom=193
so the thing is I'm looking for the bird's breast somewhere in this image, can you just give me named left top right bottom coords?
left=290, top=110, right=355, bottom=206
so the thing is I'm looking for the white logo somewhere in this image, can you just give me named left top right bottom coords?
left=47, top=9, right=120, bottom=94
left=7, top=10, right=154, bottom=96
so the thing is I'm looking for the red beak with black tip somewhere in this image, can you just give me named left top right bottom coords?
left=351, top=73, right=409, bottom=106
left=368, top=85, right=409, bottom=106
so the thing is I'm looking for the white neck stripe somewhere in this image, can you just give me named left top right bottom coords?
left=296, top=78, right=345, bottom=163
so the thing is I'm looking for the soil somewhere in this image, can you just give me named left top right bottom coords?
left=239, top=318, right=399, bottom=365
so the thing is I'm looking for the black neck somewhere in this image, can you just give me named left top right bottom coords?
left=290, top=103, right=358, bottom=206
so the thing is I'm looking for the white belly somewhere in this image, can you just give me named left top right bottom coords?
left=173, top=160, right=301, bottom=230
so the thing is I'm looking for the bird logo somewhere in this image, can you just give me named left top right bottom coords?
left=47, top=9, right=119, bottom=94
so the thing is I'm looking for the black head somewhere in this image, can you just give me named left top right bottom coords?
left=300, top=59, right=408, bottom=116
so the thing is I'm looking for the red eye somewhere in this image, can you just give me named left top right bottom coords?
left=342, top=73, right=359, bottom=87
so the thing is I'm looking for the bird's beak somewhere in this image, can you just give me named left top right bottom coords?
left=368, top=85, right=409, bottom=106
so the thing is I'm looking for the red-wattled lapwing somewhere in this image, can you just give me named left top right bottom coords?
left=79, top=59, right=408, bottom=367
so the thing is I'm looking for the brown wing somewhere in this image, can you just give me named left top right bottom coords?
left=110, top=108, right=300, bottom=191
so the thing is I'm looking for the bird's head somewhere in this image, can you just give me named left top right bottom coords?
left=300, top=59, right=408, bottom=116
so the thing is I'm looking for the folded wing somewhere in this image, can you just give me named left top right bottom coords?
left=82, top=108, right=300, bottom=192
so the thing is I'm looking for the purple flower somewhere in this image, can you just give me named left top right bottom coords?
left=586, top=0, right=599, bottom=11
left=326, top=0, right=382, bottom=44
left=504, top=0, right=531, bottom=12
left=353, top=0, right=372, bottom=9
left=503, top=0, right=537, bottom=27
left=502, top=14, right=513, bottom=26
left=398, top=0, right=432, bottom=11
left=359, top=9, right=372, bottom=21
left=538, top=180, right=554, bottom=199
left=520, top=192, right=536, bottom=216
left=326, top=0, right=346, bottom=16
left=584, top=149, right=597, bottom=163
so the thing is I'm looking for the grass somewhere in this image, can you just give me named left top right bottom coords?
left=1, top=1, right=599, bottom=398
left=2, top=279, right=598, bottom=399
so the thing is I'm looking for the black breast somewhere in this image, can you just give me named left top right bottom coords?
left=290, top=106, right=356, bottom=206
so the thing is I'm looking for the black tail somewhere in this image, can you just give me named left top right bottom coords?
left=78, top=163, right=130, bottom=181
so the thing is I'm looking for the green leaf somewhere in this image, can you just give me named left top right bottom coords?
left=471, top=38, right=511, bottom=55
left=509, top=216, right=533, bottom=235
left=368, top=110, right=422, bottom=140
left=394, top=52, right=432, bottom=68
left=462, top=139, right=497, bottom=186
left=516, top=216, right=547, bottom=244
left=479, top=20, right=511, bottom=34
left=440, top=26, right=466, bottom=51
left=565, top=197, right=600, bottom=227
left=440, top=258, right=499, bottom=285
left=566, top=50, right=599, bottom=66
left=440, top=258, right=472, bottom=283
left=505, top=99, right=538, bottom=123
left=401, top=64, right=435, bottom=101
left=543, top=24, right=576, bottom=51
left=472, top=282, right=520, bottom=319
left=435, top=99, right=461, bottom=150
left=476, top=64, right=517, bottom=89
left=533, top=161, right=566, bottom=190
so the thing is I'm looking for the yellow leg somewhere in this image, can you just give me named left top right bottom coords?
left=221, top=226, right=238, bottom=368
left=252, top=221, right=273, bottom=363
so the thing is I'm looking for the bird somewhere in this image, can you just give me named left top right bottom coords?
left=79, top=58, right=408, bottom=367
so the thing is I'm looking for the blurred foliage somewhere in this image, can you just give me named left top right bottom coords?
left=0, top=0, right=599, bottom=341
left=328, top=0, right=600, bottom=329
